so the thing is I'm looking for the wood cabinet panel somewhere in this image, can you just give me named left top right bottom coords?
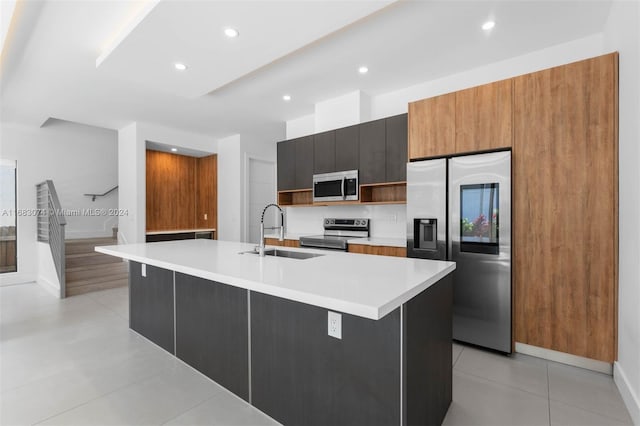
left=408, top=93, right=455, bottom=160
left=513, top=53, right=618, bottom=362
left=146, top=150, right=196, bottom=231
left=455, top=79, right=512, bottom=153
left=348, top=244, right=406, bottom=257
left=313, top=131, right=335, bottom=174
left=264, top=238, right=299, bottom=248
left=195, top=155, right=217, bottom=232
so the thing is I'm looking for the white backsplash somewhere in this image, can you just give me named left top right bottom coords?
left=284, top=204, right=406, bottom=239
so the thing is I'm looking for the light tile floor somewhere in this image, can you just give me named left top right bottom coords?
left=0, top=283, right=633, bottom=426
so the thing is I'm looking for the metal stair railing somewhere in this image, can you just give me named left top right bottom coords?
left=36, top=180, right=66, bottom=298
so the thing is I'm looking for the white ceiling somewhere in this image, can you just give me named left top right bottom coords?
left=0, top=0, right=613, bottom=140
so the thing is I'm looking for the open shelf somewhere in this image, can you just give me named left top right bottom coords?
left=278, top=182, right=406, bottom=207
left=277, top=189, right=313, bottom=206
left=359, top=181, right=406, bottom=204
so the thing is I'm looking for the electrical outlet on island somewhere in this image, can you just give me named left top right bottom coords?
left=328, top=311, right=342, bottom=339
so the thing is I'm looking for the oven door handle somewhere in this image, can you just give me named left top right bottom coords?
left=341, top=177, right=346, bottom=199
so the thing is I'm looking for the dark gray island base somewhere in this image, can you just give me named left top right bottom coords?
left=129, top=261, right=452, bottom=426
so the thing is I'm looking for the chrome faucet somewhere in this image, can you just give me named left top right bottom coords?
left=258, top=203, right=284, bottom=256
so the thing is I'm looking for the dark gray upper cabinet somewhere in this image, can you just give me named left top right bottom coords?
left=295, top=136, right=314, bottom=189
left=313, top=131, right=335, bottom=174
left=335, top=125, right=359, bottom=172
left=277, top=140, right=296, bottom=191
left=385, top=114, right=408, bottom=182
left=359, top=118, right=386, bottom=184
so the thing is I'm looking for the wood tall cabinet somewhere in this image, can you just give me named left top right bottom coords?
left=408, top=80, right=512, bottom=159
left=146, top=150, right=218, bottom=233
left=513, top=53, right=618, bottom=362
left=408, top=93, right=455, bottom=159
left=407, top=53, right=618, bottom=363
left=455, top=79, right=512, bottom=153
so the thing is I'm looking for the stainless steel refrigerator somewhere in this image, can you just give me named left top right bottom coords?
left=407, top=151, right=511, bottom=353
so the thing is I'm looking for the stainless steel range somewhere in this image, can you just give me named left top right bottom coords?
left=299, top=218, right=369, bottom=251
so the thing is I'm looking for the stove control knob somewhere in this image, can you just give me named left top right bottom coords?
left=325, top=219, right=330, bottom=225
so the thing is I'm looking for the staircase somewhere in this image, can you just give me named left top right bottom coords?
left=65, top=237, right=128, bottom=297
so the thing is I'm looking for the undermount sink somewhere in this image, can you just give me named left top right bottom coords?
left=240, top=248, right=324, bottom=260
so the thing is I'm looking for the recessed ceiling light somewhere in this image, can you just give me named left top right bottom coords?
left=358, top=66, right=369, bottom=74
left=171, top=148, right=178, bottom=152
left=174, top=63, right=187, bottom=71
left=482, top=21, right=495, bottom=31
left=283, top=95, right=291, bottom=101
left=224, top=28, right=239, bottom=38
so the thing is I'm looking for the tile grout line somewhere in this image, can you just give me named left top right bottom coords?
left=546, top=362, right=632, bottom=423
left=31, top=367, right=167, bottom=425
left=452, top=345, right=464, bottom=368
left=453, top=368, right=550, bottom=400
left=84, top=290, right=129, bottom=321
left=159, top=394, right=219, bottom=426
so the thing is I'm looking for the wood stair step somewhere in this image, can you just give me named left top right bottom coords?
left=66, top=252, right=122, bottom=268
left=66, top=261, right=128, bottom=281
left=65, top=238, right=116, bottom=255
left=66, top=237, right=117, bottom=245
left=66, top=271, right=129, bottom=288
left=65, top=277, right=128, bottom=297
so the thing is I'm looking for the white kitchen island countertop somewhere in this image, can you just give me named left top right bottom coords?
left=96, top=239, right=455, bottom=320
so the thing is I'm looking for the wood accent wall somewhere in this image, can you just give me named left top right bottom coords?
left=513, top=54, right=618, bottom=362
left=196, top=155, right=217, bottom=230
left=146, top=150, right=196, bottom=231
left=146, top=150, right=217, bottom=233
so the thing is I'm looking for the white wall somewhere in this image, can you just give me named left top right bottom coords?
left=369, top=33, right=606, bottom=119
left=603, top=1, right=640, bottom=424
left=286, top=113, right=315, bottom=139
left=315, top=90, right=370, bottom=133
left=117, top=121, right=217, bottom=244
left=285, top=204, right=405, bottom=239
left=36, top=241, right=60, bottom=297
left=217, top=134, right=242, bottom=242
left=0, top=120, right=117, bottom=286
left=117, top=122, right=143, bottom=245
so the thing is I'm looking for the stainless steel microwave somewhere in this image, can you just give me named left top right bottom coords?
left=313, top=170, right=358, bottom=202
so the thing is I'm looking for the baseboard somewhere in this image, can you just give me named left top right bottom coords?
left=515, top=342, right=612, bottom=374
left=614, top=362, right=640, bottom=426
left=0, top=272, right=36, bottom=286
left=37, top=275, right=61, bottom=298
